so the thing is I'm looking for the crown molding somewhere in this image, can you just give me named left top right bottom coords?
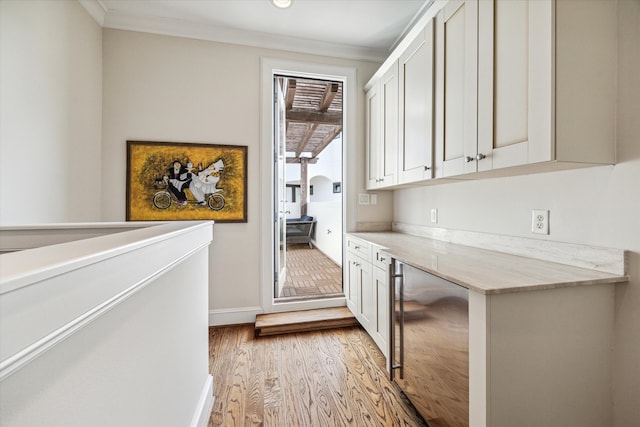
left=78, top=0, right=107, bottom=26
left=100, top=10, right=387, bottom=63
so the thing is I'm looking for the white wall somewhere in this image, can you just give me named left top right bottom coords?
left=101, top=29, right=379, bottom=315
left=0, top=0, right=102, bottom=224
left=307, top=200, right=343, bottom=266
left=393, top=2, right=639, bottom=424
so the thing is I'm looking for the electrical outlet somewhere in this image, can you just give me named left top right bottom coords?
left=370, top=194, right=378, bottom=205
left=531, top=209, right=549, bottom=235
left=431, top=208, right=438, bottom=224
left=358, top=193, right=370, bottom=205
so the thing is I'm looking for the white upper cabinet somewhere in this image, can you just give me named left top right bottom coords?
left=434, top=0, right=478, bottom=178
left=434, top=0, right=614, bottom=178
left=365, top=0, right=615, bottom=186
left=476, top=0, right=553, bottom=172
left=365, top=82, right=381, bottom=189
left=398, top=19, right=435, bottom=184
left=366, top=61, right=398, bottom=189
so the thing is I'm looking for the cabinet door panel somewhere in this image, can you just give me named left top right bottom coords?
left=365, top=84, right=381, bottom=189
left=346, top=253, right=359, bottom=314
left=494, top=0, right=529, bottom=148
left=381, top=62, right=398, bottom=186
left=477, top=0, right=553, bottom=171
left=358, top=260, right=373, bottom=329
left=373, top=265, right=389, bottom=357
left=398, top=21, right=435, bottom=184
left=436, top=0, right=478, bottom=177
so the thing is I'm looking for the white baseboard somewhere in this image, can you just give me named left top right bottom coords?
left=191, top=374, right=214, bottom=427
left=208, top=306, right=263, bottom=326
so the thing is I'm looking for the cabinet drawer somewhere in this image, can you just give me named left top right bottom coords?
left=346, top=236, right=371, bottom=259
left=372, top=246, right=391, bottom=270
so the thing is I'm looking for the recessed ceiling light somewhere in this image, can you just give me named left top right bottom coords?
left=272, top=0, right=292, bottom=9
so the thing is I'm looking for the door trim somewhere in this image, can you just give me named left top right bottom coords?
left=259, top=57, right=356, bottom=313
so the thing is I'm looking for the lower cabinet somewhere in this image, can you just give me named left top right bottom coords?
left=346, top=235, right=390, bottom=359
left=371, top=256, right=389, bottom=358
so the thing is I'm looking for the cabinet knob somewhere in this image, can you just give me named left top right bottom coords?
left=476, top=153, right=486, bottom=161
left=465, top=156, right=475, bottom=163
left=354, top=245, right=360, bottom=249
left=380, top=256, right=386, bottom=262
left=424, top=166, right=431, bottom=171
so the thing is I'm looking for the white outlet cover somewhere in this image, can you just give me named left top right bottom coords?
left=531, top=209, right=549, bottom=235
left=370, top=194, right=378, bottom=205
left=359, top=193, right=370, bottom=205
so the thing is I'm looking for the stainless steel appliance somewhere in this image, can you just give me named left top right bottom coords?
left=390, top=261, right=469, bottom=427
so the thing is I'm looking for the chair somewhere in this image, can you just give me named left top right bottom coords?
left=286, top=215, right=316, bottom=248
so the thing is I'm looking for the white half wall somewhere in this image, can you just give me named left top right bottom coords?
left=0, top=222, right=214, bottom=427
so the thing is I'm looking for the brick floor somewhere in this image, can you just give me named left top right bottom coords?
left=278, top=244, right=343, bottom=300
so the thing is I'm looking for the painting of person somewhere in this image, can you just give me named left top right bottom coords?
left=164, top=160, right=192, bottom=206
left=190, top=159, right=224, bottom=205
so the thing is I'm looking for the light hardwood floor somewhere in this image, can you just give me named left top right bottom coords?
left=208, top=324, right=427, bottom=427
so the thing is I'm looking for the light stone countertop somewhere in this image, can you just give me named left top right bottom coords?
left=349, top=232, right=629, bottom=295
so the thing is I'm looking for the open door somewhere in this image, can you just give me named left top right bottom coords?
left=274, top=77, right=288, bottom=297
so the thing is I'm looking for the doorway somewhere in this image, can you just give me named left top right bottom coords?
left=273, top=74, right=344, bottom=302
left=260, top=58, right=356, bottom=314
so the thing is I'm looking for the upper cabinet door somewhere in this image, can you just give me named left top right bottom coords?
left=435, top=0, right=478, bottom=178
left=380, top=61, right=399, bottom=187
left=477, top=0, right=553, bottom=171
left=398, top=19, right=435, bottom=185
left=365, top=61, right=398, bottom=190
left=365, top=82, right=381, bottom=190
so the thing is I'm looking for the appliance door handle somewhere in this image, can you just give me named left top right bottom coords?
left=389, top=261, right=404, bottom=380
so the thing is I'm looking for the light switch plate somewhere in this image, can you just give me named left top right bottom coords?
left=359, top=193, right=370, bottom=205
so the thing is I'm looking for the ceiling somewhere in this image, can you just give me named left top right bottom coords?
left=94, top=0, right=430, bottom=62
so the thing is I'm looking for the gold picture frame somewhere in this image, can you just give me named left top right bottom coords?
left=126, top=141, right=247, bottom=222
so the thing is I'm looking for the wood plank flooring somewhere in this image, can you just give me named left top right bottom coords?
left=208, top=324, right=427, bottom=427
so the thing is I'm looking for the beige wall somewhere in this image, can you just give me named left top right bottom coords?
left=393, top=1, right=640, bottom=424
left=101, top=29, right=379, bottom=311
left=0, top=0, right=102, bottom=224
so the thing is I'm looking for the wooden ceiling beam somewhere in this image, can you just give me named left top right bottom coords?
left=318, top=82, right=339, bottom=112
left=286, top=109, right=342, bottom=126
left=312, top=126, right=342, bottom=157
left=285, top=79, right=296, bottom=111
left=286, top=157, right=318, bottom=164
left=295, top=123, right=318, bottom=157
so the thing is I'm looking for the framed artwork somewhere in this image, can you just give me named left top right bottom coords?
left=126, top=141, right=247, bottom=222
